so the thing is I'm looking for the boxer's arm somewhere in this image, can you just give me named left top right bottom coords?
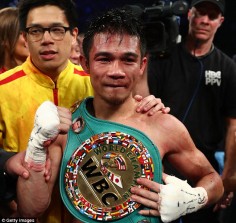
left=17, top=144, right=62, bottom=217
left=17, top=102, right=71, bottom=217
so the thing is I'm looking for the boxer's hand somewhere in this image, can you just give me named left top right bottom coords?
left=25, top=101, right=60, bottom=171
left=131, top=175, right=207, bottom=223
left=57, top=106, right=72, bottom=134
left=159, top=174, right=208, bottom=222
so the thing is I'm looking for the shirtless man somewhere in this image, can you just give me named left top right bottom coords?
left=17, top=7, right=223, bottom=223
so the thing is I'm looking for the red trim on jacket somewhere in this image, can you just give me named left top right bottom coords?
left=0, top=70, right=26, bottom=85
left=74, top=68, right=90, bottom=76
left=53, top=87, right=59, bottom=106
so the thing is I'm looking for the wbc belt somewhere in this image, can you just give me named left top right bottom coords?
left=60, top=97, right=162, bottom=223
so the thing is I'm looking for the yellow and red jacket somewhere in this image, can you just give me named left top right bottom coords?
left=0, top=57, right=93, bottom=153
left=0, top=57, right=93, bottom=223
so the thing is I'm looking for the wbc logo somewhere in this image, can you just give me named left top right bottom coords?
left=64, top=132, right=154, bottom=221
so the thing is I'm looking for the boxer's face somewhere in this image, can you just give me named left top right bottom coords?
left=83, top=32, right=147, bottom=105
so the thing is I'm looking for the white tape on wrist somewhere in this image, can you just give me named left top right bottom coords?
left=159, top=175, right=208, bottom=223
left=25, top=101, right=60, bottom=171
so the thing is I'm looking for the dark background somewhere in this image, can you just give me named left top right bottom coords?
left=1, top=0, right=235, bottom=57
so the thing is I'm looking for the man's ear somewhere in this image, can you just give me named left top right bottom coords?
left=22, top=32, right=28, bottom=48
left=187, top=9, right=192, bottom=20
left=219, top=16, right=224, bottom=27
left=72, top=27, right=79, bottom=44
left=140, top=56, right=147, bottom=76
left=80, top=55, right=89, bottom=73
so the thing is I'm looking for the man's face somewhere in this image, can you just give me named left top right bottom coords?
left=83, top=33, right=147, bottom=105
left=24, top=5, right=78, bottom=76
left=188, top=2, right=224, bottom=42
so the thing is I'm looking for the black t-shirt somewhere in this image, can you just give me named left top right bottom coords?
left=148, top=43, right=236, bottom=156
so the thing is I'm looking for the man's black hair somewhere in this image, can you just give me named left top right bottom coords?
left=18, top=0, right=78, bottom=31
left=83, top=7, right=147, bottom=60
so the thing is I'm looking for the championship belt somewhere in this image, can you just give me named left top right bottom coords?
left=60, top=98, right=162, bottom=223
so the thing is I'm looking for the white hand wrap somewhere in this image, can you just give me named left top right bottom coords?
left=25, top=101, right=60, bottom=171
left=159, top=175, right=208, bottom=223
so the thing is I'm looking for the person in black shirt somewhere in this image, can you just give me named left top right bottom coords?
left=145, top=0, right=236, bottom=223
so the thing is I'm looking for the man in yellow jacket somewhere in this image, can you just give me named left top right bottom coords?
left=0, top=0, right=92, bottom=221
